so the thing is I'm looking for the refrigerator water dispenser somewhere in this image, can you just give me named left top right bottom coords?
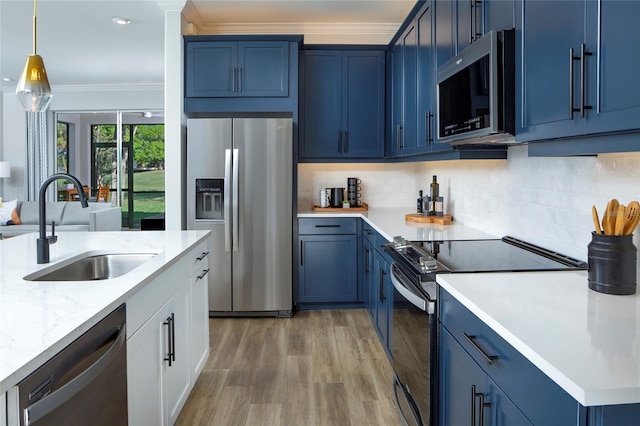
left=195, top=178, right=224, bottom=220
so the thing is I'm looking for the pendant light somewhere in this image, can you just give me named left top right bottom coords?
left=16, top=0, right=52, bottom=112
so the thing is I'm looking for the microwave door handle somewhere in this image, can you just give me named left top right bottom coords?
left=224, top=149, right=232, bottom=252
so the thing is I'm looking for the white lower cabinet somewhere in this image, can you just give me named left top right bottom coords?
left=127, top=240, right=209, bottom=426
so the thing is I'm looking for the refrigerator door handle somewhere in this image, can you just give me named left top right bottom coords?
left=224, top=149, right=232, bottom=252
left=232, top=148, right=240, bottom=252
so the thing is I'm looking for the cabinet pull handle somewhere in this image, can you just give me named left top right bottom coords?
left=163, top=313, right=175, bottom=366
left=315, top=224, right=341, bottom=228
left=338, top=130, right=342, bottom=153
left=569, top=48, right=575, bottom=119
left=471, top=1, right=483, bottom=42
left=476, top=391, right=490, bottom=426
left=344, top=131, right=348, bottom=153
left=470, top=1, right=474, bottom=44
left=197, top=269, right=210, bottom=280
left=379, top=268, right=386, bottom=302
left=578, top=43, right=592, bottom=118
left=426, top=111, right=433, bottom=145
left=463, top=333, right=498, bottom=364
left=232, top=67, right=237, bottom=92
left=365, top=248, right=370, bottom=274
left=196, top=251, right=209, bottom=261
left=396, top=125, right=402, bottom=151
left=470, top=385, right=476, bottom=426
left=300, top=240, right=304, bottom=266
left=570, top=45, right=593, bottom=119
left=237, top=67, right=242, bottom=92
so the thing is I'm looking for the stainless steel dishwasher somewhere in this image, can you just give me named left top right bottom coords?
left=15, top=304, right=127, bottom=425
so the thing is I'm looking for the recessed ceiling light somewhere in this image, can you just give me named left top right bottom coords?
left=112, top=17, right=131, bottom=25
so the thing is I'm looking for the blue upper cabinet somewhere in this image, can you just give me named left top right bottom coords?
left=519, top=0, right=640, bottom=149
left=186, top=40, right=289, bottom=98
left=392, top=25, right=418, bottom=156
left=299, top=49, right=385, bottom=160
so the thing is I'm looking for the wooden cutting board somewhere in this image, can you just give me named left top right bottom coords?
left=405, top=213, right=453, bottom=225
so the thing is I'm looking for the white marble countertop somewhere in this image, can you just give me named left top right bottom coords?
left=0, top=230, right=209, bottom=393
left=298, top=206, right=496, bottom=242
left=437, top=271, right=640, bottom=406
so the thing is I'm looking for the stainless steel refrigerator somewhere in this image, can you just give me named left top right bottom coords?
left=186, top=118, right=292, bottom=316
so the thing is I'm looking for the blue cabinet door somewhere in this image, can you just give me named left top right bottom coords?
left=374, top=251, right=392, bottom=353
left=186, top=41, right=236, bottom=97
left=584, top=0, right=640, bottom=136
left=300, top=50, right=385, bottom=160
left=518, top=1, right=587, bottom=141
left=435, top=0, right=456, bottom=68
left=486, top=377, right=533, bottom=426
left=300, top=51, right=342, bottom=158
left=342, top=51, right=385, bottom=158
left=390, top=40, right=404, bottom=156
left=297, top=235, right=358, bottom=303
left=237, top=41, right=289, bottom=97
left=440, top=327, right=488, bottom=426
left=185, top=41, right=289, bottom=99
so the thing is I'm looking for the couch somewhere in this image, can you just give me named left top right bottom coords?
left=0, top=201, right=122, bottom=238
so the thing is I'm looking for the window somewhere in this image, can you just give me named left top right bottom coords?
left=56, top=121, right=69, bottom=173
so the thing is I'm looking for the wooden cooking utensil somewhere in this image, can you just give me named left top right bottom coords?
left=592, top=205, right=603, bottom=234
left=614, top=204, right=626, bottom=235
left=603, top=199, right=619, bottom=235
left=623, top=201, right=640, bottom=235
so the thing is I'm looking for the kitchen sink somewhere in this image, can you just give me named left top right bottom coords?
left=25, top=253, right=158, bottom=281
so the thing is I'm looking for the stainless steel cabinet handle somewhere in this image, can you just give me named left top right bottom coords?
left=476, top=391, right=490, bottom=426
left=24, top=324, right=126, bottom=425
left=463, top=332, right=498, bottom=364
left=197, top=268, right=210, bottom=280
left=315, top=224, right=341, bottom=228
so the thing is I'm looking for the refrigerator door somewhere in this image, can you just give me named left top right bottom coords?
left=232, top=118, right=292, bottom=312
left=186, top=118, right=233, bottom=312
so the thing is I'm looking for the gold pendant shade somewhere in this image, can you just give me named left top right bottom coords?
left=16, top=1, right=53, bottom=112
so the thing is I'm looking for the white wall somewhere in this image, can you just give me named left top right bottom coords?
left=298, top=143, right=640, bottom=277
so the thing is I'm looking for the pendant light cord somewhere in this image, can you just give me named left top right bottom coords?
left=32, top=0, right=38, bottom=55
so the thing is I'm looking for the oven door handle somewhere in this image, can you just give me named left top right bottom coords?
left=391, top=264, right=435, bottom=314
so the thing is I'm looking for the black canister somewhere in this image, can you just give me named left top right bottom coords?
left=587, top=232, right=637, bottom=295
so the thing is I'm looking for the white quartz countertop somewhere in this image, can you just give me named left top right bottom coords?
left=437, top=271, right=640, bottom=406
left=0, top=230, right=209, bottom=392
left=298, top=206, right=496, bottom=242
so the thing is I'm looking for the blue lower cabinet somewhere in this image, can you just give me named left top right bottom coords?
left=296, top=218, right=360, bottom=307
left=440, top=327, right=532, bottom=426
left=373, top=250, right=392, bottom=352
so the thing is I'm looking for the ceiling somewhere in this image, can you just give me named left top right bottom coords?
left=0, top=0, right=416, bottom=88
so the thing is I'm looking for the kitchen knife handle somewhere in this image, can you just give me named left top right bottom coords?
left=232, top=148, right=239, bottom=252
left=224, top=149, right=232, bottom=252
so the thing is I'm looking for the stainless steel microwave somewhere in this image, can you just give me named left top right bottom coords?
left=437, top=29, right=515, bottom=145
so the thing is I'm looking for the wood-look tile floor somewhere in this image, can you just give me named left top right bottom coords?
left=176, top=309, right=401, bottom=426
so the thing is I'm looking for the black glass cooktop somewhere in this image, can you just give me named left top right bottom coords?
left=386, top=236, right=587, bottom=281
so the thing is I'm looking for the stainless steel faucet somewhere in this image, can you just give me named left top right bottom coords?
left=37, top=173, right=88, bottom=264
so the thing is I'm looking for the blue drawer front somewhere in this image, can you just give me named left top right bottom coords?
left=299, top=218, right=357, bottom=235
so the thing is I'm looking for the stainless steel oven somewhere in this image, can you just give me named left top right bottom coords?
left=391, top=264, right=437, bottom=426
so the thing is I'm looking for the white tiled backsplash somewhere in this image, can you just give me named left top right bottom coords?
left=298, top=145, right=640, bottom=274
